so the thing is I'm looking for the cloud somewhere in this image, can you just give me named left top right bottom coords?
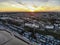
left=0, top=0, right=60, bottom=6
left=0, top=0, right=60, bottom=12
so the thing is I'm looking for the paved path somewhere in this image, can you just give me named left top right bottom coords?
left=0, top=31, right=28, bottom=45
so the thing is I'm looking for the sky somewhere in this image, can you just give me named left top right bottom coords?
left=0, top=0, right=60, bottom=6
left=0, top=0, right=60, bottom=12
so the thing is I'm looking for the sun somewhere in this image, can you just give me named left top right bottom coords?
left=26, top=6, right=36, bottom=12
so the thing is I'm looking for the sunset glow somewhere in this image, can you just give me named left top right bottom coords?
left=0, top=0, right=60, bottom=12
